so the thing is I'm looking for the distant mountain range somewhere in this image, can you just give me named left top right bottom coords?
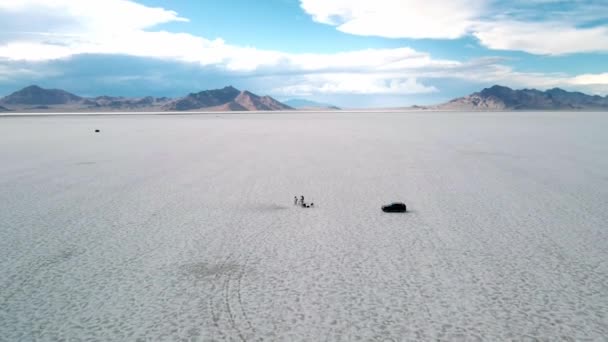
left=283, top=98, right=340, bottom=110
left=2, top=84, right=607, bottom=113
left=164, top=86, right=291, bottom=111
left=0, top=85, right=292, bottom=112
left=435, top=85, right=608, bottom=110
left=2, top=85, right=82, bottom=105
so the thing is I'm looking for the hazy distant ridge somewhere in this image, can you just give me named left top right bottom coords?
left=163, top=86, right=292, bottom=111
left=437, top=85, right=608, bottom=110
left=2, top=85, right=82, bottom=105
left=283, top=98, right=340, bottom=110
left=3, top=84, right=608, bottom=112
left=163, top=86, right=240, bottom=111
left=0, top=85, right=292, bottom=112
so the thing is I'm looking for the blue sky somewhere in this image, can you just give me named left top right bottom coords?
left=0, top=0, right=607, bottom=107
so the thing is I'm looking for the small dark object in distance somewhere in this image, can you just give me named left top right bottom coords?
left=95, top=129, right=100, bottom=133
left=382, top=202, right=406, bottom=213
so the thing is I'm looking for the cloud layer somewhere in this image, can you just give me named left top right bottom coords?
left=0, top=0, right=454, bottom=96
left=300, top=0, right=608, bottom=55
left=0, top=0, right=607, bottom=102
left=300, top=0, right=484, bottom=40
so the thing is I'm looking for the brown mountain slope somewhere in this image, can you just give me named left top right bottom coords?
left=1, top=85, right=82, bottom=105
left=203, top=102, right=248, bottom=111
left=84, top=96, right=171, bottom=109
left=437, top=85, right=608, bottom=110
left=163, top=87, right=292, bottom=111
left=1, top=85, right=171, bottom=110
left=163, top=86, right=241, bottom=111
left=1, top=85, right=293, bottom=112
left=233, top=91, right=292, bottom=110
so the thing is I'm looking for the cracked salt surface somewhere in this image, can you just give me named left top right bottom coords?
left=1, top=112, right=607, bottom=340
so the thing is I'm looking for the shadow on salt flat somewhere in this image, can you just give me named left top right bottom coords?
left=42, top=247, right=84, bottom=268
left=457, top=149, right=522, bottom=159
left=179, top=262, right=243, bottom=280
left=1, top=247, right=84, bottom=304
left=243, top=204, right=290, bottom=212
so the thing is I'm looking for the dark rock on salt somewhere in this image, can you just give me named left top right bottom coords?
left=382, top=202, right=406, bottom=213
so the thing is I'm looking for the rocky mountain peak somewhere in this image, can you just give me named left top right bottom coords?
left=1, top=85, right=82, bottom=105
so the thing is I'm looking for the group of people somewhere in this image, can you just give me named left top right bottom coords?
left=294, top=195, right=314, bottom=208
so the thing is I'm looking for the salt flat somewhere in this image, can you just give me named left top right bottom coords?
left=1, top=112, right=607, bottom=341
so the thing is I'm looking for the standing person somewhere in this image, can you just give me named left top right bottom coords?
left=300, top=195, right=305, bottom=206
left=294, top=196, right=298, bottom=205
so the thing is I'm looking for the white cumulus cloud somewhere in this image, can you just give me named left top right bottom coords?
left=299, top=0, right=608, bottom=55
left=0, top=0, right=458, bottom=95
left=274, top=74, right=437, bottom=96
left=0, top=0, right=607, bottom=97
left=473, top=21, right=608, bottom=55
left=0, top=0, right=187, bottom=33
left=300, top=0, right=484, bottom=39
left=570, top=73, right=608, bottom=86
